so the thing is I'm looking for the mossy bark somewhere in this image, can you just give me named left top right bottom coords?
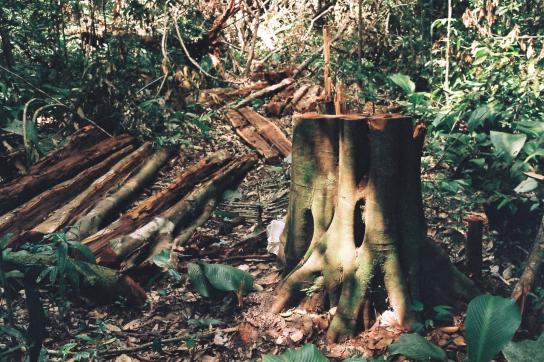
left=274, top=114, right=480, bottom=341
left=278, top=116, right=339, bottom=271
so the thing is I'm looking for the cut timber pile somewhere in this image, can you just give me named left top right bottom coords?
left=226, top=107, right=291, bottom=163
left=264, top=84, right=324, bottom=117
left=0, top=126, right=257, bottom=306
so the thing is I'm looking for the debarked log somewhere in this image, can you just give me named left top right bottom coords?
left=32, top=143, right=154, bottom=236
left=75, top=147, right=174, bottom=239
left=110, top=154, right=257, bottom=270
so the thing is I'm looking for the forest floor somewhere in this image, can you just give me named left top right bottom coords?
left=0, top=80, right=539, bottom=362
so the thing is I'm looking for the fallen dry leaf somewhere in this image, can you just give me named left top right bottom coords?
left=453, top=335, right=466, bottom=346
left=290, top=329, right=304, bottom=342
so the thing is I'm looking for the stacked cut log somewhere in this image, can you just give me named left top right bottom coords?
left=226, top=107, right=292, bottom=163
left=198, top=81, right=268, bottom=105
left=0, top=126, right=257, bottom=306
left=264, top=83, right=324, bottom=117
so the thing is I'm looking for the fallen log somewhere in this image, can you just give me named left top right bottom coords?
left=512, top=214, right=544, bottom=314
left=232, top=26, right=345, bottom=110
left=226, top=108, right=291, bottom=162
left=82, top=151, right=232, bottom=263
left=0, top=131, right=133, bottom=214
left=169, top=198, right=217, bottom=267
left=226, top=109, right=280, bottom=162
left=237, top=107, right=292, bottom=157
left=198, top=81, right=268, bottom=105
left=0, top=145, right=136, bottom=248
left=233, top=77, right=295, bottom=109
left=104, top=154, right=257, bottom=269
left=76, top=147, right=174, bottom=239
left=3, top=250, right=146, bottom=306
left=32, top=143, right=153, bottom=236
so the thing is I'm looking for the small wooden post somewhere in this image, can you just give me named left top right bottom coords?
left=334, top=82, right=344, bottom=115
left=465, top=214, right=486, bottom=278
left=323, top=26, right=332, bottom=101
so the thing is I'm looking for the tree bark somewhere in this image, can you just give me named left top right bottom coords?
left=82, top=150, right=232, bottom=264
left=32, top=143, right=153, bottom=236
left=512, top=214, right=544, bottom=314
left=0, top=145, right=135, bottom=248
left=274, top=113, right=480, bottom=341
left=112, top=154, right=257, bottom=270
left=0, top=129, right=132, bottom=214
left=76, top=147, right=173, bottom=239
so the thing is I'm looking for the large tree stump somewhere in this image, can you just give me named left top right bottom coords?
left=274, top=113, right=480, bottom=342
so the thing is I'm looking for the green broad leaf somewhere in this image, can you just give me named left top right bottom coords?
left=263, top=343, right=329, bottom=362
left=388, top=73, right=415, bottom=94
left=503, top=334, right=544, bottom=362
left=468, top=105, right=493, bottom=129
left=187, top=262, right=211, bottom=297
left=151, top=248, right=171, bottom=269
left=514, top=178, right=538, bottom=193
left=388, top=333, right=447, bottom=361
left=465, top=295, right=521, bottom=362
left=490, top=131, right=527, bottom=160
left=201, top=262, right=253, bottom=295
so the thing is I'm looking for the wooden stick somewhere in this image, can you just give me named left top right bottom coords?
left=334, top=82, right=344, bottom=114
left=323, top=26, right=331, bottom=101
left=465, top=214, right=486, bottom=279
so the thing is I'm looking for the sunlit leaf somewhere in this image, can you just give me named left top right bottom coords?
left=503, top=334, right=544, bottom=362
left=263, top=343, right=329, bottom=362
left=490, top=131, right=527, bottom=160
left=465, top=295, right=521, bottom=362
left=388, top=73, right=415, bottom=94
left=388, top=333, right=447, bottom=361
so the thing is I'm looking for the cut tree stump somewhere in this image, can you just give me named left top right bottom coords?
left=82, top=150, right=233, bottom=265
left=0, top=145, right=136, bottom=247
left=274, top=112, right=480, bottom=341
left=226, top=108, right=291, bottom=163
left=0, top=130, right=134, bottom=214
